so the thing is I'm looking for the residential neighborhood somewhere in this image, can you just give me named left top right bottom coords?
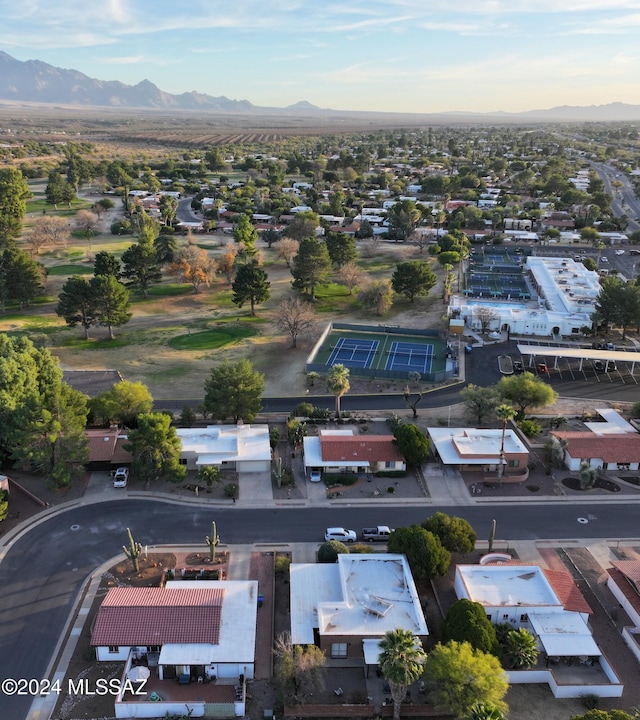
left=4, top=115, right=640, bottom=720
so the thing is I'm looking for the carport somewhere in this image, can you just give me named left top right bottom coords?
left=517, top=344, right=640, bottom=374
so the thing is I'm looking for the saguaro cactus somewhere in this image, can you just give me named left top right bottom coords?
left=123, top=527, right=143, bottom=572
left=488, top=519, right=496, bottom=553
left=205, top=521, right=218, bottom=563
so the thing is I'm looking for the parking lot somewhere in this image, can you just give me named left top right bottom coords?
left=467, top=340, right=640, bottom=402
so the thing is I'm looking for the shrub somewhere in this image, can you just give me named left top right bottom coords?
left=224, top=483, right=238, bottom=499
left=309, top=406, right=332, bottom=420
left=324, top=473, right=358, bottom=487
left=318, top=540, right=349, bottom=563
left=349, top=543, right=374, bottom=554
left=580, top=693, right=600, bottom=710
left=275, top=555, right=291, bottom=574
left=292, top=402, right=314, bottom=417
left=518, top=418, right=541, bottom=438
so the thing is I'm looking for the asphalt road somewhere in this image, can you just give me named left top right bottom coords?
left=2, top=498, right=640, bottom=719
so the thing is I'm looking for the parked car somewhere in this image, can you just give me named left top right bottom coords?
left=606, top=342, right=615, bottom=350
left=593, top=360, right=605, bottom=371
left=513, top=360, right=524, bottom=373
left=601, top=257, right=608, bottom=263
left=325, top=527, right=357, bottom=543
left=537, top=362, right=548, bottom=374
left=615, top=249, right=625, bottom=255
left=112, top=467, right=129, bottom=488
left=607, top=361, right=617, bottom=371
left=362, top=526, right=394, bottom=542
left=309, top=469, right=322, bottom=483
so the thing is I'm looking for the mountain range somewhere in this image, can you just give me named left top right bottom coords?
left=1, top=50, right=640, bottom=122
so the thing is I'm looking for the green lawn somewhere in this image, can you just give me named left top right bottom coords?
left=313, top=283, right=356, bottom=313
left=168, top=325, right=257, bottom=351
left=47, top=264, right=92, bottom=276
left=25, top=198, right=92, bottom=215
left=60, top=335, right=131, bottom=350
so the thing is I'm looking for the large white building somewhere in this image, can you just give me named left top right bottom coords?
left=177, top=424, right=271, bottom=473
left=450, top=257, right=600, bottom=338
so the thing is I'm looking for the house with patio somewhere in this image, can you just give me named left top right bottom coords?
left=454, top=564, right=622, bottom=698
left=290, top=554, right=427, bottom=666
left=91, top=582, right=257, bottom=718
left=302, top=429, right=406, bottom=477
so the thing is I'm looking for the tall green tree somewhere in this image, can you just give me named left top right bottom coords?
left=393, top=423, right=430, bottom=466
left=497, top=372, right=557, bottom=421
left=159, top=194, right=178, bottom=226
left=291, top=237, right=331, bottom=300
left=421, top=512, right=476, bottom=554
left=232, top=213, right=258, bottom=259
left=0, top=335, right=88, bottom=484
left=56, top=276, right=97, bottom=339
left=325, top=231, right=357, bottom=269
left=387, top=525, right=450, bottom=581
left=460, top=384, right=499, bottom=425
left=283, top=211, right=319, bottom=243
left=232, top=261, right=271, bottom=316
left=423, top=641, right=508, bottom=719
left=154, top=233, right=178, bottom=266
left=442, top=599, right=498, bottom=654
left=0, top=167, right=31, bottom=247
left=125, top=412, right=185, bottom=485
left=378, top=629, right=427, bottom=720
left=11, top=382, right=89, bottom=487
left=203, top=359, right=265, bottom=422
left=0, top=246, right=45, bottom=311
left=386, top=199, right=420, bottom=242
left=93, top=251, right=121, bottom=278
left=391, top=260, right=437, bottom=302
left=326, top=363, right=350, bottom=418
left=121, top=236, right=162, bottom=298
left=89, top=274, right=132, bottom=339
left=496, top=403, right=516, bottom=482
left=89, top=380, right=154, bottom=427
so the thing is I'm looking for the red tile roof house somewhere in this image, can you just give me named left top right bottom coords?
left=606, top=561, right=640, bottom=664
left=551, top=431, right=640, bottom=472
left=302, top=430, right=406, bottom=477
left=85, top=427, right=132, bottom=470
left=91, top=583, right=257, bottom=718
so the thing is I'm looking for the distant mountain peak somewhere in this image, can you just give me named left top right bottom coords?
left=286, top=100, right=321, bottom=111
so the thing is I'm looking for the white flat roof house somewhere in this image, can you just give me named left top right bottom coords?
left=290, top=554, right=427, bottom=663
left=177, top=424, right=271, bottom=473
left=428, top=427, right=529, bottom=481
left=455, top=564, right=622, bottom=698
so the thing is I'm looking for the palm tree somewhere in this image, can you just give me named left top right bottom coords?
left=495, top=404, right=515, bottom=484
left=504, top=628, right=539, bottom=669
left=378, top=629, right=427, bottom=720
left=326, top=363, right=350, bottom=418
left=469, top=701, right=506, bottom=720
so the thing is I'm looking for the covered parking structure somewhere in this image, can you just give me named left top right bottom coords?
left=517, top=344, right=640, bottom=375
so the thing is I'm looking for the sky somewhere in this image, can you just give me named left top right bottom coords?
left=1, top=0, right=640, bottom=114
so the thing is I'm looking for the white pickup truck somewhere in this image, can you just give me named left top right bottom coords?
left=361, top=525, right=394, bottom=542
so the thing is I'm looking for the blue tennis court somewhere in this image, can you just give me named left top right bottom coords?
left=327, top=337, right=379, bottom=369
left=385, top=341, right=434, bottom=373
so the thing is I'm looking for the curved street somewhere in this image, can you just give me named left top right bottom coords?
left=2, top=497, right=640, bottom=719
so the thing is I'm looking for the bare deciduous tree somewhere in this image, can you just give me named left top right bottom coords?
left=274, top=631, right=326, bottom=705
left=276, top=296, right=317, bottom=348
left=275, top=238, right=300, bottom=268
left=337, top=262, right=368, bottom=295
left=217, top=243, right=238, bottom=284
left=474, top=306, right=499, bottom=333
left=28, top=215, right=70, bottom=255
left=170, top=245, right=217, bottom=293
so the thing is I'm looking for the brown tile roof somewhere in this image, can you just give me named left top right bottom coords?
left=611, top=560, right=640, bottom=585
left=319, top=435, right=403, bottom=463
left=91, top=587, right=224, bottom=647
left=608, top=566, right=640, bottom=616
left=86, top=428, right=121, bottom=463
left=543, top=568, right=593, bottom=615
left=552, top=431, right=640, bottom=464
